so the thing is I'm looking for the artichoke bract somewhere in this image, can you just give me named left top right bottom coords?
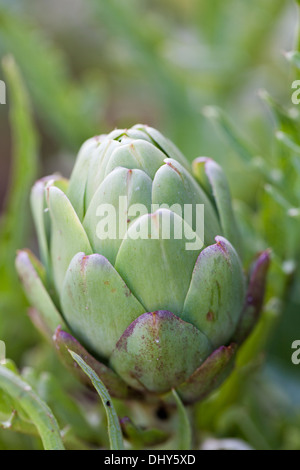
left=16, top=124, right=270, bottom=403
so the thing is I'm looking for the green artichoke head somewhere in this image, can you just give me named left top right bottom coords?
left=16, top=124, right=270, bottom=403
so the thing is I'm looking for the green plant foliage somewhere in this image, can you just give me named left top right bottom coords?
left=0, top=56, right=39, bottom=360
left=172, top=389, right=192, bottom=450
left=0, top=0, right=299, bottom=451
left=0, top=362, right=64, bottom=450
left=0, top=7, right=102, bottom=149
left=70, top=351, right=124, bottom=451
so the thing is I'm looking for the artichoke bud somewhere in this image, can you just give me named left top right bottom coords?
left=16, top=124, right=269, bottom=403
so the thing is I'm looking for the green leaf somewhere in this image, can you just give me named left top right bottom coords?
left=34, top=372, right=98, bottom=443
left=203, top=106, right=256, bottom=163
left=0, top=56, right=38, bottom=288
left=172, top=389, right=192, bottom=451
left=69, top=351, right=124, bottom=450
left=0, top=56, right=39, bottom=359
left=0, top=365, right=64, bottom=450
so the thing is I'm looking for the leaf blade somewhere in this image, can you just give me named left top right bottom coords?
left=69, top=350, right=124, bottom=450
left=0, top=365, right=64, bottom=450
left=172, top=389, right=192, bottom=451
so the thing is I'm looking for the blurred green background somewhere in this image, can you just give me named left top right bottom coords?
left=0, top=0, right=300, bottom=450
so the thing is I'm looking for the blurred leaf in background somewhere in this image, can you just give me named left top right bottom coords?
left=0, top=6, right=102, bottom=150
left=0, top=56, right=39, bottom=361
left=0, top=1, right=292, bottom=161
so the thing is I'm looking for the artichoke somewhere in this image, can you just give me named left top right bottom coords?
left=16, top=124, right=270, bottom=403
